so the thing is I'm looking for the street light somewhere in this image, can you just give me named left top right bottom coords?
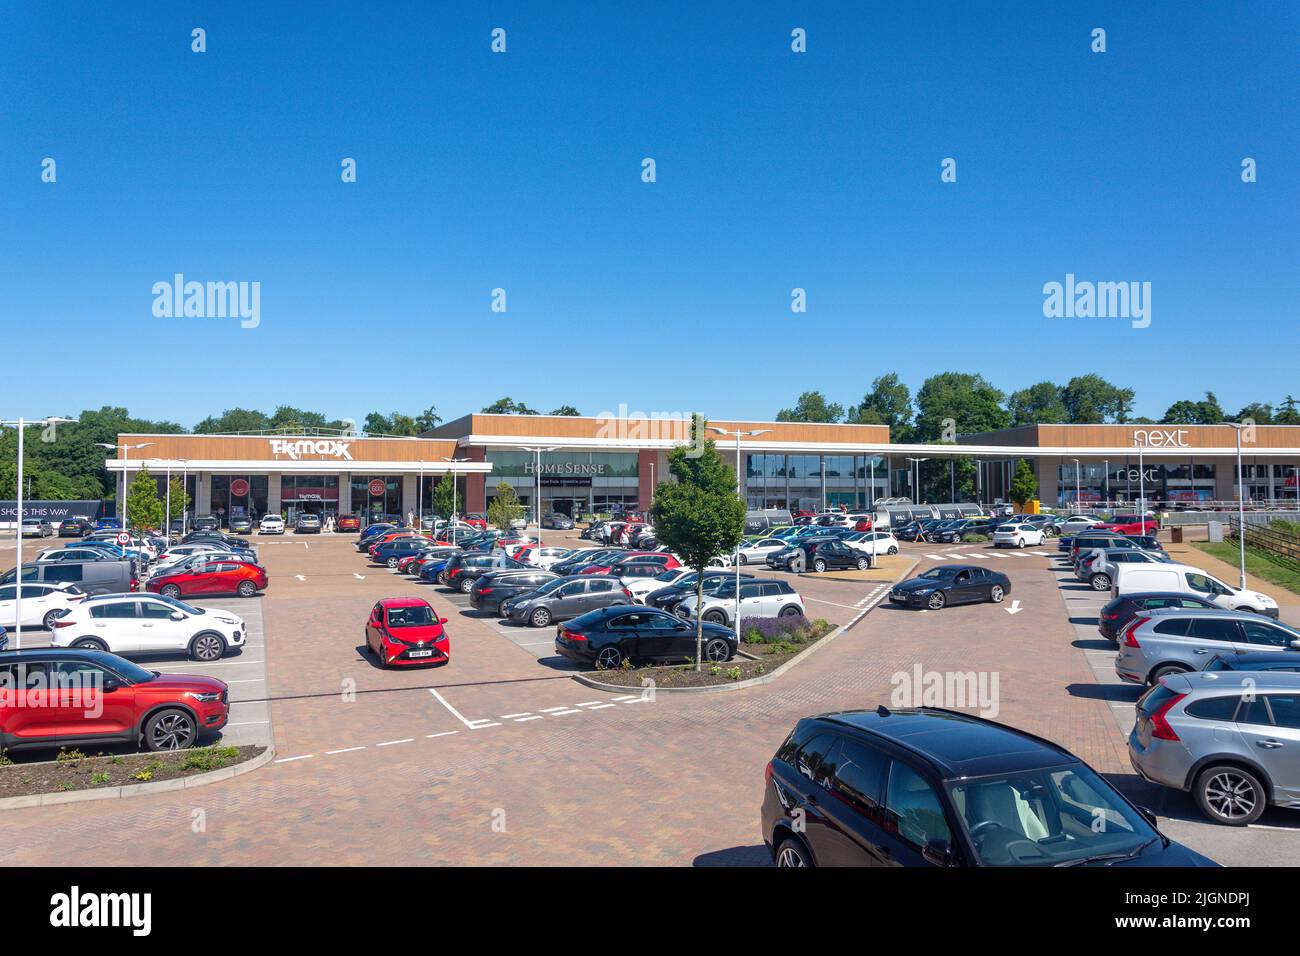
left=709, top=426, right=772, bottom=639
left=177, top=459, right=189, bottom=537
left=513, top=446, right=560, bottom=548
left=905, top=458, right=929, bottom=503
left=1070, top=458, right=1082, bottom=511
left=1221, top=421, right=1250, bottom=590
left=96, top=441, right=154, bottom=533
left=3, top=416, right=77, bottom=649
left=441, top=457, right=470, bottom=545
left=417, top=460, right=425, bottom=533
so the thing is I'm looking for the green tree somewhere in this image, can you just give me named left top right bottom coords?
left=548, top=405, right=581, bottom=416
left=166, top=476, right=190, bottom=524
left=487, top=481, right=524, bottom=530
left=1062, top=375, right=1134, bottom=423
left=775, top=391, right=844, bottom=423
left=1007, top=381, right=1068, bottom=426
left=1235, top=402, right=1273, bottom=425
left=913, top=372, right=1009, bottom=440
left=1161, top=392, right=1225, bottom=425
left=847, top=374, right=912, bottom=437
left=482, top=397, right=539, bottom=415
left=649, top=438, right=745, bottom=671
left=1010, top=459, right=1038, bottom=506
left=125, top=466, right=164, bottom=532
left=431, top=475, right=456, bottom=518
left=1276, top=396, right=1300, bottom=425
left=194, top=408, right=271, bottom=434
left=415, top=406, right=442, bottom=431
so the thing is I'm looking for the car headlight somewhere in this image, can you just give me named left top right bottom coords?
left=216, top=616, right=239, bottom=625
left=186, top=691, right=222, bottom=703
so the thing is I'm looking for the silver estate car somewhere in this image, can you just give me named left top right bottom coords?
left=1129, top=670, right=1300, bottom=825
left=1114, top=608, right=1300, bottom=686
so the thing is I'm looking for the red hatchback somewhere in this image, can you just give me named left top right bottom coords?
left=147, top=560, right=268, bottom=599
left=365, top=598, right=450, bottom=667
left=0, top=648, right=228, bottom=752
left=337, top=514, right=361, bottom=532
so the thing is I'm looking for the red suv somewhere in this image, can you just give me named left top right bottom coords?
left=0, top=648, right=228, bottom=752
left=365, top=598, right=450, bottom=667
left=337, top=514, right=361, bottom=532
left=147, top=560, right=268, bottom=598
left=1096, top=514, right=1159, bottom=535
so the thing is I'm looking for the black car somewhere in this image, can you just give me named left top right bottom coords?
left=542, top=512, right=575, bottom=530
left=1096, top=592, right=1220, bottom=642
left=469, top=569, right=560, bottom=613
left=183, top=531, right=252, bottom=550
left=762, top=708, right=1218, bottom=867
left=555, top=606, right=737, bottom=669
left=58, top=517, right=91, bottom=538
left=443, top=553, right=528, bottom=592
left=889, top=565, right=1010, bottom=610
left=930, top=518, right=998, bottom=544
left=768, top=538, right=870, bottom=573
left=646, top=570, right=753, bottom=612
left=1203, top=650, right=1300, bottom=673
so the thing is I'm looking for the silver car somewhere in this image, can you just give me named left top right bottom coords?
left=1129, top=670, right=1300, bottom=825
left=1114, top=608, right=1300, bottom=686
left=503, top=574, right=631, bottom=628
left=1076, top=547, right=1170, bottom=591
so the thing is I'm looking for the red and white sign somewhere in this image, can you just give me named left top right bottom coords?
left=230, top=478, right=250, bottom=497
left=116, top=531, right=131, bottom=545
left=368, top=479, right=386, bottom=497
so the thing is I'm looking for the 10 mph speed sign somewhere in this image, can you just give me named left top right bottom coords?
left=116, top=532, right=131, bottom=545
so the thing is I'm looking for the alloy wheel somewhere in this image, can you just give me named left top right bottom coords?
left=595, top=646, right=622, bottom=669
left=193, top=634, right=224, bottom=661
left=149, top=712, right=196, bottom=751
left=1203, top=771, right=1259, bottom=822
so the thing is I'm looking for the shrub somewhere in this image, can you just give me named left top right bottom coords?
left=742, top=615, right=811, bottom=644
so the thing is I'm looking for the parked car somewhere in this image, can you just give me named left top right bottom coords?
left=763, top=707, right=1215, bottom=866
left=0, top=581, right=86, bottom=629
left=889, top=565, right=1011, bottom=610
left=228, top=516, right=253, bottom=535
left=0, top=648, right=228, bottom=752
left=1097, top=592, right=1220, bottom=643
left=736, top=537, right=790, bottom=566
left=541, top=512, right=574, bottom=530
left=259, top=514, right=285, bottom=535
left=1114, top=608, right=1300, bottom=685
left=183, top=530, right=251, bottom=549
left=930, top=519, right=998, bottom=544
left=1112, top=562, right=1280, bottom=617
left=1128, top=670, right=1300, bottom=826
left=94, top=517, right=123, bottom=531
left=20, top=518, right=54, bottom=538
left=582, top=552, right=681, bottom=576
left=842, top=531, right=899, bottom=557
left=51, top=594, right=247, bottom=661
left=646, top=570, right=753, bottom=613
left=1066, top=531, right=1140, bottom=560
left=294, top=514, right=322, bottom=534
left=502, top=575, right=632, bottom=628
left=35, top=545, right=117, bottom=565
left=1077, top=548, right=1171, bottom=591
left=470, top=569, right=560, bottom=614
left=1057, top=514, right=1106, bottom=535
left=769, top=538, right=871, bottom=573
left=555, top=606, right=737, bottom=669
left=372, top=538, right=439, bottom=568
left=336, top=513, right=361, bottom=533
left=1203, top=650, right=1300, bottom=674
left=146, top=560, right=267, bottom=599
left=1096, top=514, right=1159, bottom=535
left=677, top=578, right=805, bottom=626
left=991, top=523, right=1046, bottom=549
left=192, top=515, right=220, bottom=532
left=58, top=517, right=91, bottom=538
left=365, top=598, right=449, bottom=667
left=442, top=552, right=528, bottom=593
left=2, top=560, right=136, bottom=597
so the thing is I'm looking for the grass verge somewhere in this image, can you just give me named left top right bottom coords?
left=1192, top=542, right=1300, bottom=598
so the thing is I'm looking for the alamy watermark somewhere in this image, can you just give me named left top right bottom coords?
left=152, top=274, right=260, bottom=329
left=890, top=664, right=1000, bottom=718
left=595, top=406, right=706, bottom=457
left=1042, top=273, right=1150, bottom=329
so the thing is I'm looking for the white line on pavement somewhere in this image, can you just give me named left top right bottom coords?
left=426, top=731, right=459, bottom=738
left=575, top=701, right=605, bottom=707
left=549, top=709, right=581, bottom=715
left=376, top=738, right=414, bottom=747
left=584, top=703, right=616, bottom=710
left=500, top=713, right=532, bottom=719
left=274, top=754, right=313, bottom=763
left=513, top=715, right=544, bottom=722
left=539, top=706, right=570, bottom=712
left=326, top=746, right=366, bottom=755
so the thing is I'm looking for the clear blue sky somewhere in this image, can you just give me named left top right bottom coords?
left=2, top=1, right=1296, bottom=428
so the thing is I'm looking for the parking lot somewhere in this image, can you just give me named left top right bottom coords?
left=1, top=525, right=1298, bottom=866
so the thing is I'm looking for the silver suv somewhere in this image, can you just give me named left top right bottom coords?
left=1114, top=608, right=1300, bottom=686
left=1129, top=670, right=1300, bottom=825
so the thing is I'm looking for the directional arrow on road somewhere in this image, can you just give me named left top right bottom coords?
left=1005, top=599, right=1023, bottom=615
left=353, top=573, right=365, bottom=580
left=295, top=574, right=306, bottom=581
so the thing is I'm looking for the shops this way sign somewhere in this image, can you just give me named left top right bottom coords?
left=0, top=500, right=103, bottom=521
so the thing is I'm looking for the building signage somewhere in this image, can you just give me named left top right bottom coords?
left=269, top=439, right=353, bottom=461
left=368, top=479, right=386, bottom=496
left=525, top=462, right=603, bottom=476
left=1132, top=429, right=1189, bottom=448
left=230, top=478, right=250, bottom=497
left=0, top=500, right=103, bottom=522
left=540, top=476, right=594, bottom=488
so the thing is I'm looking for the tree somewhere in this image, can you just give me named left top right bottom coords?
left=194, top=408, right=271, bottom=434
left=1009, top=459, right=1038, bottom=506
left=1236, top=402, right=1273, bottom=425
left=482, top=397, right=539, bottom=415
left=847, top=374, right=912, bottom=437
left=1161, top=392, right=1225, bottom=425
left=548, top=405, right=581, bottom=416
left=775, top=391, right=844, bottom=423
left=125, top=466, right=164, bottom=532
left=1277, top=396, right=1300, bottom=425
left=649, top=437, right=745, bottom=671
left=431, top=475, right=456, bottom=518
left=166, top=476, right=190, bottom=524
left=415, top=406, right=442, bottom=431
left=1062, top=375, right=1134, bottom=423
left=487, top=481, right=524, bottom=530
left=1007, top=381, right=1068, bottom=426
left=913, top=372, right=1009, bottom=440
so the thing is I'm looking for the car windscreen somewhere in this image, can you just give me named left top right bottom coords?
left=156, top=595, right=205, bottom=615
left=387, top=605, right=436, bottom=627
left=918, top=567, right=960, bottom=580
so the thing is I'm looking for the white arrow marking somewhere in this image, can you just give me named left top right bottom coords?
left=295, top=574, right=306, bottom=582
left=353, top=572, right=365, bottom=580
left=1005, top=599, right=1023, bottom=615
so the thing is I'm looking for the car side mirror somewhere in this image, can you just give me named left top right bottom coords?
left=101, top=677, right=121, bottom=692
left=170, top=611, right=185, bottom=621
left=922, top=839, right=953, bottom=867
left=1290, top=640, right=1300, bottom=651
left=1136, top=805, right=1159, bottom=828
left=439, top=617, right=449, bottom=625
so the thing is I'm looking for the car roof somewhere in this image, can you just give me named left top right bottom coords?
left=377, top=597, right=430, bottom=608
left=1211, top=650, right=1300, bottom=666
left=1167, top=670, right=1300, bottom=693
left=814, top=708, right=1078, bottom=777
left=1146, top=606, right=1286, bottom=622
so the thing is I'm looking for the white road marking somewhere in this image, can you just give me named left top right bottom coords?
left=326, top=746, right=366, bottom=755
left=376, top=738, right=414, bottom=747
left=274, top=754, right=313, bottom=763
left=500, top=713, right=532, bottom=719
left=426, top=731, right=459, bottom=738
left=226, top=720, right=270, bottom=726
left=584, top=703, right=616, bottom=710
left=612, top=695, right=638, bottom=701
left=513, top=715, right=544, bottom=722
left=549, top=709, right=581, bottom=715
left=539, top=706, right=570, bottom=712
left=802, top=597, right=866, bottom=611
left=295, top=574, right=306, bottom=581
left=575, top=701, right=605, bottom=707
left=518, top=640, right=554, bottom=647
left=428, top=687, right=497, bottom=729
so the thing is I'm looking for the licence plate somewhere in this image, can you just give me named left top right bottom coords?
left=408, top=649, right=434, bottom=658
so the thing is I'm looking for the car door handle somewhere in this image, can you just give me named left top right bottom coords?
left=1257, top=740, right=1284, bottom=749
left=1194, top=648, right=1209, bottom=654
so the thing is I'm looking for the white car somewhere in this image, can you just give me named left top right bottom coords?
left=34, top=545, right=119, bottom=564
left=623, top=568, right=700, bottom=604
left=1058, top=515, right=1105, bottom=535
left=736, top=537, right=790, bottom=566
left=259, top=515, right=285, bottom=534
left=51, top=594, right=247, bottom=661
left=676, top=578, right=805, bottom=627
left=992, top=523, right=1047, bottom=549
left=521, top=546, right=573, bottom=570
left=707, top=553, right=734, bottom=569
left=842, top=531, right=900, bottom=556
left=0, top=581, right=87, bottom=629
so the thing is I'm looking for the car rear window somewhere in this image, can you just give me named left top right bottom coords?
left=1184, top=695, right=1242, bottom=721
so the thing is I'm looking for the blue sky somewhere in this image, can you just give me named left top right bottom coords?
left=2, top=1, right=1297, bottom=428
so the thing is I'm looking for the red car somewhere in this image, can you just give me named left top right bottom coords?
left=581, top=551, right=681, bottom=575
left=852, top=516, right=874, bottom=532
left=337, top=514, right=361, bottom=532
left=1095, top=514, right=1159, bottom=535
left=365, top=598, right=450, bottom=667
left=147, top=560, right=268, bottom=598
left=0, top=648, right=228, bottom=752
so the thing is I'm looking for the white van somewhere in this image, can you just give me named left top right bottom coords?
left=1112, top=562, right=1279, bottom=617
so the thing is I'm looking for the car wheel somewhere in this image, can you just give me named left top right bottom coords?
left=1090, top=573, right=1111, bottom=591
left=926, top=592, right=946, bottom=610
left=72, top=638, right=108, bottom=652
left=812, top=559, right=827, bottom=573
left=160, top=584, right=182, bottom=599
left=775, top=837, right=813, bottom=868
left=1016, top=538, right=1026, bottom=548
left=989, top=584, right=1005, bottom=603
left=42, top=609, right=63, bottom=628
left=237, top=580, right=257, bottom=597
left=1195, top=764, right=1267, bottom=826
left=595, top=645, right=623, bottom=669
left=190, top=632, right=226, bottom=662
left=856, top=557, right=870, bottom=570
left=705, top=638, right=731, bottom=662
left=387, top=557, right=399, bottom=568
left=437, top=572, right=449, bottom=585
left=529, top=607, right=552, bottom=628
left=144, top=708, right=197, bottom=751
left=459, top=577, right=474, bottom=594
left=888, top=546, right=898, bottom=555
left=703, top=610, right=727, bottom=624
left=737, top=554, right=747, bottom=565
left=1150, top=663, right=1191, bottom=684
left=779, top=605, right=802, bottom=617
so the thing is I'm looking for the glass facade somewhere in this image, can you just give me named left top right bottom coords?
left=209, top=474, right=269, bottom=520
left=743, top=453, right=887, bottom=510
left=1056, top=460, right=1218, bottom=505
left=281, top=474, right=340, bottom=520
left=486, top=450, right=639, bottom=517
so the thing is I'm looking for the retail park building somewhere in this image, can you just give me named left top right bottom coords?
left=106, top=415, right=1300, bottom=523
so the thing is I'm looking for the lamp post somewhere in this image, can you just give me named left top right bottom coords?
left=1071, top=458, right=1082, bottom=511
left=3, top=416, right=76, bottom=649
left=1221, top=422, right=1250, bottom=590
left=441, top=457, right=470, bottom=545
left=1135, top=438, right=1146, bottom=522
left=1103, top=459, right=1109, bottom=507
left=417, top=460, right=425, bottom=534
left=178, top=459, right=189, bottom=537
left=96, top=441, right=154, bottom=533
left=906, top=458, right=929, bottom=503
left=708, top=426, right=772, bottom=639
left=513, top=446, right=560, bottom=548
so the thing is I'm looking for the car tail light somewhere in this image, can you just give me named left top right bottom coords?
left=1121, top=615, right=1149, bottom=647
left=622, top=588, right=633, bottom=597
left=130, top=578, right=140, bottom=590
left=52, top=618, right=75, bottom=628
left=479, top=587, right=493, bottom=594
left=565, top=631, right=586, bottom=642
left=1149, top=692, right=1186, bottom=741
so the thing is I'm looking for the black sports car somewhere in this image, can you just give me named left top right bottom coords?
left=888, top=565, right=1011, bottom=610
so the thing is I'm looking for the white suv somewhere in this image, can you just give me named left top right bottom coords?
left=677, top=578, right=805, bottom=627
left=259, top=515, right=285, bottom=534
left=992, top=523, right=1046, bottom=548
left=0, top=581, right=86, bottom=629
left=51, top=594, right=247, bottom=661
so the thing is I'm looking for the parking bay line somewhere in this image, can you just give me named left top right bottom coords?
left=428, top=687, right=501, bottom=730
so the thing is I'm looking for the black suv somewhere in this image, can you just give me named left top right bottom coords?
left=762, top=708, right=1218, bottom=867
left=768, top=538, right=869, bottom=573
left=58, top=517, right=90, bottom=538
